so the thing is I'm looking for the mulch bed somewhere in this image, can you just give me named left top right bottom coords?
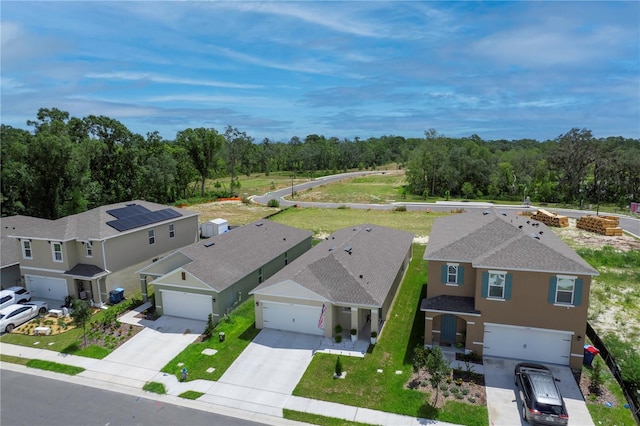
left=407, top=369, right=487, bottom=408
left=578, top=367, right=617, bottom=406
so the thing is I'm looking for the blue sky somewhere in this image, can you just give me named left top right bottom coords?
left=1, top=1, right=638, bottom=142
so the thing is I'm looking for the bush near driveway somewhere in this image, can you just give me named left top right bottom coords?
left=293, top=244, right=489, bottom=426
left=161, top=297, right=259, bottom=381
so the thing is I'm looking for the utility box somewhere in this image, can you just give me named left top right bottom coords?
left=109, top=288, right=125, bottom=304
left=201, top=218, right=229, bottom=238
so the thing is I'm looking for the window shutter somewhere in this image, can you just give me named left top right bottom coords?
left=548, top=277, right=557, bottom=304
left=574, top=278, right=583, bottom=306
left=481, top=272, right=489, bottom=298
left=505, top=274, right=513, bottom=300
left=441, top=265, right=447, bottom=284
left=458, top=266, right=464, bottom=285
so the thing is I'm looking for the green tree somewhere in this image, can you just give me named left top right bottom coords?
left=71, top=299, right=92, bottom=348
left=334, top=356, right=343, bottom=377
left=224, top=126, right=254, bottom=196
left=548, top=128, right=596, bottom=203
left=425, top=346, right=450, bottom=404
left=176, top=127, right=223, bottom=197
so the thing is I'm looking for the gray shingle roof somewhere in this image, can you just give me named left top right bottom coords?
left=424, top=209, right=598, bottom=275
left=420, top=295, right=480, bottom=315
left=176, top=220, right=312, bottom=292
left=1, top=215, right=53, bottom=267
left=4, top=200, right=198, bottom=241
left=252, top=224, right=414, bottom=307
left=64, top=263, right=107, bottom=278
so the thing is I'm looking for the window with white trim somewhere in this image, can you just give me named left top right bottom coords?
left=22, top=240, right=32, bottom=259
left=169, top=224, right=175, bottom=238
left=52, top=242, right=63, bottom=262
left=556, top=276, right=575, bottom=304
left=148, top=229, right=155, bottom=245
left=488, top=272, right=506, bottom=298
left=86, top=241, right=93, bottom=257
left=447, top=264, right=459, bottom=284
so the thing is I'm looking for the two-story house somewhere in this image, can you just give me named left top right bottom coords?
left=2, top=201, right=199, bottom=306
left=421, top=209, right=598, bottom=369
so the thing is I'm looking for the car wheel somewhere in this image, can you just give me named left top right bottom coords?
left=39, top=307, right=47, bottom=315
left=5, top=324, right=15, bottom=333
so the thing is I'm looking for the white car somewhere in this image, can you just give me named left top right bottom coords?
left=6, top=286, right=31, bottom=303
left=0, top=304, right=41, bottom=333
left=23, top=300, right=49, bottom=315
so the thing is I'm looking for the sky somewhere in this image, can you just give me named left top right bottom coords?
left=1, top=1, right=639, bottom=143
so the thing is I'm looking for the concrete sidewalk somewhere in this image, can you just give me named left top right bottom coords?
left=0, top=341, right=459, bottom=425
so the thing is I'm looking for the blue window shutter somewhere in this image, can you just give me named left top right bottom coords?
left=574, top=278, right=583, bottom=306
left=458, top=266, right=464, bottom=285
left=481, top=272, right=489, bottom=298
left=548, top=277, right=557, bottom=304
left=441, top=265, right=447, bottom=284
left=505, top=274, right=513, bottom=300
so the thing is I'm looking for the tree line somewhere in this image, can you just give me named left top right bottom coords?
left=1, top=107, right=639, bottom=219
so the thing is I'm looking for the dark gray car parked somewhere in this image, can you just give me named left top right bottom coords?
left=514, top=362, right=569, bottom=425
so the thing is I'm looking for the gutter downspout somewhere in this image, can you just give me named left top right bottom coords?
left=98, top=240, right=107, bottom=306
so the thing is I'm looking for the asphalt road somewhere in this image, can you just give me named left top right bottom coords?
left=0, top=369, right=265, bottom=426
left=252, top=171, right=640, bottom=237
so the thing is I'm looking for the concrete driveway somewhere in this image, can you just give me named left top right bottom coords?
left=104, top=316, right=204, bottom=370
left=219, top=328, right=321, bottom=394
left=484, top=357, right=594, bottom=426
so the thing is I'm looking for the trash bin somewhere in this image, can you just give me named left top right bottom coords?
left=109, top=288, right=125, bottom=304
left=219, top=332, right=225, bottom=342
left=583, top=344, right=600, bottom=366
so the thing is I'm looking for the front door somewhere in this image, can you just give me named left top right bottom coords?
left=441, top=314, right=457, bottom=344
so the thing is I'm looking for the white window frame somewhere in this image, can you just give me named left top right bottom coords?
left=148, top=229, right=155, bottom=245
left=22, top=240, right=33, bottom=259
left=169, top=224, right=175, bottom=239
left=52, top=242, right=63, bottom=263
left=342, top=307, right=351, bottom=313
left=86, top=241, right=93, bottom=257
left=446, top=263, right=459, bottom=285
left=488, top=270, right=506, bottom=299
left=556, top=275, right=576, bottom=305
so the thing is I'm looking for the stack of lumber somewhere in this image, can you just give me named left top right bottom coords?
left=576, top=215, right=623, bottom=236
left=531, top=209, right=569, bottom=227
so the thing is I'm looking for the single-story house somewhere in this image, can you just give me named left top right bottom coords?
left=251, top=224, right=414, bottom=339
left=1, top=201, right=199, bottom=305
left=138, top=220, right=312, bottom=322
left=421, top=209, right=599, bottom=369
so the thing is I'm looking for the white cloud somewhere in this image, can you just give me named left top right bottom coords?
left=85, top=72, right=262, bottom=89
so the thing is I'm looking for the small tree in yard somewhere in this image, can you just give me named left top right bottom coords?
left=334, top=356, right=343, bottom=377
left=71, top=299, right=92, bottom=347
left=589, top=359, right=604, bottom=395
left=203, top=313, right=216, bottom=340
left=426, top=346, right=451, bottom=404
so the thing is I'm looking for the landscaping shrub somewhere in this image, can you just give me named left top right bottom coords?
left=267, top=199, right=280, bottom=207
left=335, top=357, right=343, bottom=377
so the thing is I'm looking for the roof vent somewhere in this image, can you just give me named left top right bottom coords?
left=256, top=222, right=263, bottom=227
left=344, top=246, right=352, bottom=253
left=526, top=220, right=531, bottom=224
left=366, top=227, right=372, bottom=232
left=530, top=233, right=540, bottom=240
left=359, top=274, right=363, bottom=279
left=482, top=211, right=490, bottom=215
left=501, top=212, right=507, bottom=216
left=329, top=246, right=337, bottom=251
left=539, top=231, right=543, bottom=235
left=204, top=241, right=215, bottom=247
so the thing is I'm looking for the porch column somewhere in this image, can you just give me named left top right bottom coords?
left=140, top=275, right=148, bottom=302
left=424, top=315, right=434, bottom=345
left=350, top=307, right=359, bottom=335
left=370, top=309, right=379, bottom=334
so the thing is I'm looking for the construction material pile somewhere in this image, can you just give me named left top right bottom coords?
left=531, top=209, right=569, bottom=227
left=577, top=215, right=623, bottom=236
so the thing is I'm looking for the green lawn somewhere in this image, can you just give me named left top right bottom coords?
left=292, top=244, right=488, bottom=425
left=161, top=297, right=260, bottom=381
left=269, top=206, right=444, bottom=238
left=25, top=359, right=85, bottom=375
left=585, top=361, right=637, bottom=426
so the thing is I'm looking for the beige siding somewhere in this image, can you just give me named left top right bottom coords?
left=426, top=261, right=476, bottom=298
left=105, top=216, right=198, bottom=272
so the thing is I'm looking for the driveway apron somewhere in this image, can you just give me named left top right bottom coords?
left=219, top=328, right=321, bottom=394
left=484, top=357, right=594, bottom=426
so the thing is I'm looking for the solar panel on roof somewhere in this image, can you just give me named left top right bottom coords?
left=204, top=241, right=215, bottom=247
left=106, top=208, right=182, bottom=232
left=106, top=204, right=150, bottom=219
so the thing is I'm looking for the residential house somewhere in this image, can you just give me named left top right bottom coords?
left=251, top=224, right=414, bottom=339
left=138, top=220, right=312, bottom=322
left=421, top=209, right=598, bottom=369
left=1, top=201, right=199, bottom=306
left=1, top=215, right=52, bottom=288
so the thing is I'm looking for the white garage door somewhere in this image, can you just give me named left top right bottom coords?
left=262, top=301, right=324, bottom=336
left=25, top=275, right=68, bottom=301
left=161, top=290, right=212, bottom=321
left=483, top=323, right=572, bottom=365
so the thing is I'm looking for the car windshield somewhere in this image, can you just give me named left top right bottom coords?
left=0, top=314, right=5, bottom=319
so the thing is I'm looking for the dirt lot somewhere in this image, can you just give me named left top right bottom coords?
left=182, top=200, right=275, bottom=225
left=552, top=218, right=640, bottom=251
